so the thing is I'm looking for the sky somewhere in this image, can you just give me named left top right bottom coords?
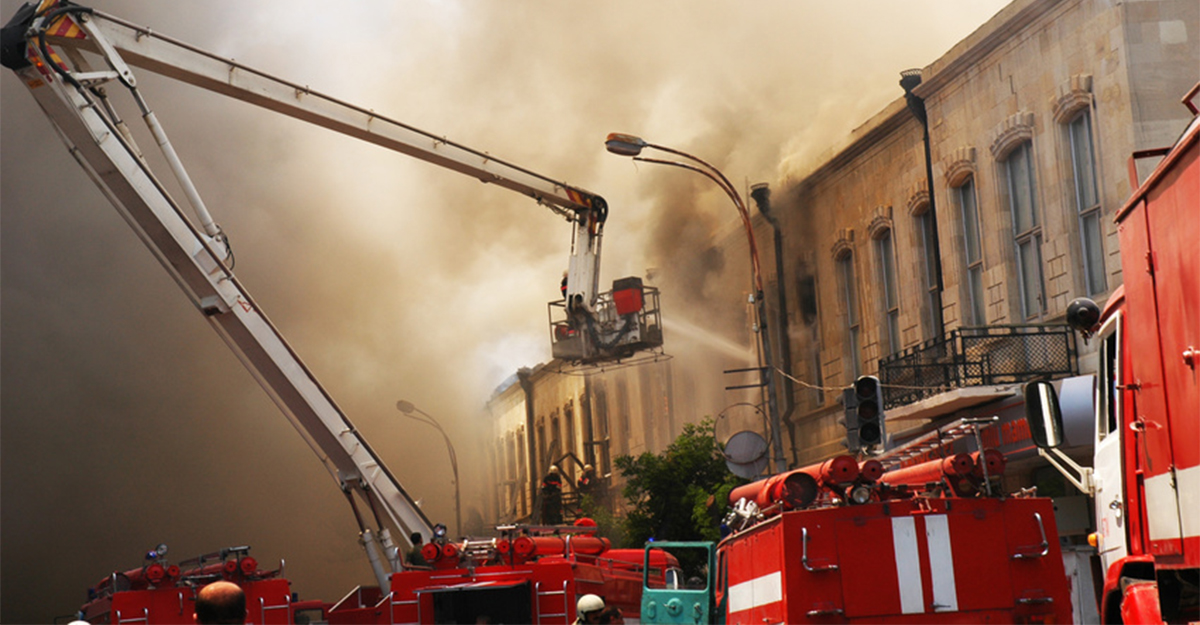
left=1, top=1, right=1008, bottom=621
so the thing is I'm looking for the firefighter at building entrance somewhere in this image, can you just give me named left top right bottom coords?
left=576, top=464, right=596, bottom=492
left=541, top=466, right=564, bottom=524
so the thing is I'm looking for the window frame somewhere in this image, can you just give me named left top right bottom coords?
left=916, top=207, right=941, bottom=340
left=956, top=176, right=986, bottom=326
left=874, top=228, right=901, bottom=354
left=1096, top=313, right=1122, bottom=441
left=836, top=251, right=862, bottom=380
left=1066, top=108, right=1107, bottom=296
left=1003, top=141, right=1047, bottom=320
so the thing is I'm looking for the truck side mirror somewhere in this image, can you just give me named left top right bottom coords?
left=1023, top=381, right=1065, bottom=449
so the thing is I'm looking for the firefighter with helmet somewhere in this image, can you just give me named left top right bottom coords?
left=541, top=465, right=564, bottom=524
left=574, top=594, right=605, bottom=625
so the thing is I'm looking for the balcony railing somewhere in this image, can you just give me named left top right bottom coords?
left=878, top=324, right=1078, bottom=409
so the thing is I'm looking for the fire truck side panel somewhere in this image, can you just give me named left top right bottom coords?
left=102, top=589, right=190, bottom=625
left=97, top=579, right=294, bottom=625
left=778, top=514, right=846, bottom=623
left=723, top=519, right=788, bottom=625
left=1118, top=198, right=1186, bottom=559
left=832, top=513, right=908, bottom=618
left=946, top=500, right=1016, bottom=612
left=1139, top=128, right=1199, bottom=564
left=720, top=499, right=1071, bottom=624
left=1001, top=498, right=1075, bottom=622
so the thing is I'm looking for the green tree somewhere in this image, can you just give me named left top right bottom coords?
left=614, top=418, right=743, bottom=545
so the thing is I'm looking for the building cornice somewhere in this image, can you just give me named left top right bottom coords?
left=913, top=0, right=1064, bottom=99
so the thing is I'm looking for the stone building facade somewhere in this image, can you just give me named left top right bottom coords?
left=774, top=0, right=1196, bottom=465
left=479, top=0, right=1198, bottom=538
left=484, top=359, right=681, bottom=523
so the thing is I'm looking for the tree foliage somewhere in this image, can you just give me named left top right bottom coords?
left=614, top=418, right=743, bottom=545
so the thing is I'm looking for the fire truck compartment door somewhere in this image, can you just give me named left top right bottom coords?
left=836, top=510, right=1013, bottom=618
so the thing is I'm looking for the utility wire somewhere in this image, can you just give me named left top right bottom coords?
left=772, top=368, right=958, bottom=393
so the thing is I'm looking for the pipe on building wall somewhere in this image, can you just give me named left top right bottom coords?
left=900, top=69, right=946, bottom=339
left=581, top=377, right=595, bottom=468
left=750, top=183, right=799, bottom=468
left=517, top=367, right=537, bottom=520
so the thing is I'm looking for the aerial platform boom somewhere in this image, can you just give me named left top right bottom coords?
left=3, top=0, right=662, bottom=587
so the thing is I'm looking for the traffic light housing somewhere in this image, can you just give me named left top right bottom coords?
left=842, top=375, right=886, bottom=453
left=854, top=375, right=886, bottom=448
left=841, top=387, right=862, bottom=453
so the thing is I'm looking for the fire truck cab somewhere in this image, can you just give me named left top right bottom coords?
left=1025, top=86, right=1199, bottom=624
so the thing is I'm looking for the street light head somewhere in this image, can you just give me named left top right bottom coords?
left=396, top=399, right=416, bottom=415
left=605, top=132, right=647, bottom=156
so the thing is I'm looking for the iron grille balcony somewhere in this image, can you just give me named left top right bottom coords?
left=878, top=324, right=1078, bottom=409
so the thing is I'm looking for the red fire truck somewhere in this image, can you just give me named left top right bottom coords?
left=640, top=440, right=1072, bottom=624
left=704, top=449, right=1074, bottom=624
left=2, top=1, right=665, bottom=622
left=78, top=546, right=330, bottom=624
left=332, top=527, right=678, bottom=623
left=1024, top=85, right=1199, bottom=624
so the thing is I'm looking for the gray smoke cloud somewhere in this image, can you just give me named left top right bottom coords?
left=1, top=1, right=1006, bottom=620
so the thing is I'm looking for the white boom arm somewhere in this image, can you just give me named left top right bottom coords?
left=25, top=3, right=608, bottom=303
left=1, top=1, right=617, bottom=583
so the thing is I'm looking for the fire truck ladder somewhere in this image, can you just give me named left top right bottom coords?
left=534, top=580, right=571, bottom=623
left=874, top=417, right=996, bottom=472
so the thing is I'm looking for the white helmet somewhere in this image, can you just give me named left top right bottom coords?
left=576, top=594, right=605, bottom=620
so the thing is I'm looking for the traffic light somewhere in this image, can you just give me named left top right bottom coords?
left=840, top=387, right=862, bottom=453
left=853, top=375, right=886, bottom=449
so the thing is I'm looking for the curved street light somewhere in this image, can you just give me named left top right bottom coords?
left=606, top=133, right=785, bottom=474
left=396, top=399, right=461, bottom=536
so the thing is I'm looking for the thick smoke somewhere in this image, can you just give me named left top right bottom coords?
left=1, top=1, right=1006, bottom=620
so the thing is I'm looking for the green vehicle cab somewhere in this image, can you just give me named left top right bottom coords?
left=640, top=541, right=717, bottom=624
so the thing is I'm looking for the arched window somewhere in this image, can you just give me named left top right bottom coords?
left=956, top=176, right=986, bottom=326
left=833, top=237, right=862, bottom=379
left=1054, top=75, right=1106, bottom=296
left=946, top=147, right=985, bottom=326
left=1066, top=109, right=1106, bottom=295
left=992, top=112, right=1045, bottom=320
left=908, top=182, right=941, bottom=341
left=1003, top=141, right=1046, bottom=319
left=875, top=228, right=901, bottom=354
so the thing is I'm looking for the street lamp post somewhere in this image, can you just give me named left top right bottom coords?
left=395, top=400, right=462, bottom=537
left=606, top=133, right=787, bottom=474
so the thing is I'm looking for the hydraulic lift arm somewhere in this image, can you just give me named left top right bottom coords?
left=2, top=0, right=659, bottom=587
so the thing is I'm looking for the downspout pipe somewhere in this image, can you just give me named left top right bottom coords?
left=750, top=184, right=799, bottom=468
left=900, top=69, right=946, bottom=339
left=517, top=367, right=538, bottom=521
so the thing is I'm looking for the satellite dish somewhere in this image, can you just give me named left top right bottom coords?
left=726, top=456, right=769, bottom=480
left=724, top=430, right=769, bottom=479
